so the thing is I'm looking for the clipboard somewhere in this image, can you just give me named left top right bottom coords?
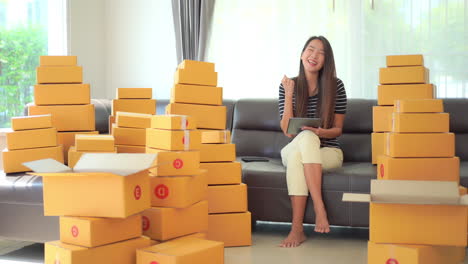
left=286, top=117, right=321, bottom=135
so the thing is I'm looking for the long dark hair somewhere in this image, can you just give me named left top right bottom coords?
left=294, top=36, right=337, bottom=129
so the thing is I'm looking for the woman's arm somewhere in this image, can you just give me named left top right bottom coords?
left=302, top=113, right=345, bottom=139
left=280, top=76, right=295, bottom=138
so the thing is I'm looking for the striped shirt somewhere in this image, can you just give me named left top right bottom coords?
left=279, top=78, right=347, bottom=148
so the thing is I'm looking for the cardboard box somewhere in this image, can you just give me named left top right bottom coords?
left=112, top=127, right=146, bottom=146
left=28, top=104, right=95, bottom=131
left=34, top=84, right=90, bottom=105
left=40, top=56, right=77, bottom=66
left=57, top=131, right=99, bottom=163
left=377, top=156, right=460, bottom=182
left=379, top=66, right=429, bottom=85
left=142, top=201, right=208, bottom=241
left=166, top=103, right=226, bottom=130
left=112, top=99, right=156, bottom=117
left=68, top=146, right=117, bottom=168
left=386, top=132, right=454, bottom=158
left=201, top=130, right=231, bottom=144
left=11, top=114, right=52, bottom=131
left=145, top=148, right=200, bottom=176
left=200, top=143, right=236, bottom=162
left=36, top=66, right=83, bottom=84
left=6, top=128, right=57, bottom=150
left=137, top=237, right=223, bottom=264
left=392, top=113, right=449, bottom=133
left=117, top=88, right=153, bottom=99
left=60, top=214, right=142, bottom=247
left=178, top=60, right=215, bottom=72
left=343, top=180, right=468, bottom=246
left=116, top=145, right=146, bottom=153
left=116, top=112, right=152, bottom=129
left=371, top=132, right=386, bottom=164
left=208, top=184, right=247, bottom=213
left=24, top=153, right=155, bottom=218
left=460, top=186, right=467, bottom=195
left=373, top=106, right=393, bottom=132
left=207, top=212, right=252, bottom=247
left=171, top=84, right=223, bottom=105
left=174, top=68, right=217, bottom=87
left=150, top=115, right=197, bottom=130
left=386, top=54, right=424, bottom=67
left=2, top=145, right=63, bottom=173
left=75, top=134, right=115, bottom=152
left=377, top=84, right=434, bottom=106
left=150, top=171, right=207, bottom=208
left=146, top=129, right=201, bottom=151
left=368, top=241, right=465, bottom=264
left=395, top=99, right=444, bottom=113
left=45, top=237, right=155, bottom=264
left=200, top=162, right=242, bottom=185
left=109, top=115, right=115, bottom=132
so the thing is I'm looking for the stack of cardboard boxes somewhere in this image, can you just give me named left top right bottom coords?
left=68, top=134, right=117, bottom=168
left=28, top=56, right=97, bottom=164
left=166, top=60, right=251, bottom=247
left=2, top=114, right=63, bottom=173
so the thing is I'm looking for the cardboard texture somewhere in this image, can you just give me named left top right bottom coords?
left=371, top=132, right=387, bottom=164
left=24, top=153, right=156, bottom=218
left=145, top=148, right=200, bottom=176
left=395, top=99, right=444, bottom=113
left=171, top=84, right=223, bottom=105
left=109, top=115, right=115, bottom=132
left=117, top=88, right=152, bottom=99
left=174, top=68, right=217, bottom=87
left=75, top=134, right=115, bottom=152
left=208, top=184, right=247, bottom=213
left=11, top=114, right=52, bottom=131
left=112, top=99, right=156, bottom=117
left=40, top=56, right=77, bottom=66
left=59, top=214, right=142, bottom=247
left=391, top=113, right=449, bottom=133
left=57, top=131, right=99, bottom=163
left=116, top=112, right=152, bottom=129
left=166, top=103, right=226, bottom=130
left=207, top=212, right=252, bottom=247
left=201, top=130, right=231, bottom=144
left=150, top=115, right=197, bottom=130
left=379, top=66, right=429, bottom=85
left=178, top=60, right=215, bottom=72
left=28, top=104, right=95, bottom=131
left=386, top=132, right=454, bottom=158
left=373, top=106, right=394, bottom=132
left=34, top=84, right=90, bottom=105
left=6, top=128, right=57, bottom=150
left=36, top=66, right=83, bottom=84
left=116, top=145, right=146, bottom=153
left=386, top=54, right=424, bottom=67
left=68, top=146, right=117, bottom=168
left=377, top=84, right=434, bottom=106
left=2, top=145, right=63, bottom=173
left=146, top=129, right=201, bottom=151
left=112, top=127, right=146, bottom=146
left=142, top=200, right=208, bottom=241
left=200, top=143, right=236, bottom=162
left=200, top=162, right=242, bottom=185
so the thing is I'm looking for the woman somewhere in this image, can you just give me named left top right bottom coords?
left=278, top=36, right=347, bottom=248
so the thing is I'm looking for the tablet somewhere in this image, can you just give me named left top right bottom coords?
left=287, top=118, right=321, bottom=135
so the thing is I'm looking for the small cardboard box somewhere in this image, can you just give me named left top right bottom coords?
left=117, top=88, right=152, bottom=99
left=112, top=126, right=146, bottom=146
left=395, top=99, right=444, bottom=113
left=200, top=143, right=236, bottom=162
left=40, top=56, right=77, bottom=66
left=371, top=132, right=387, bottom=165
left=208, top=184, right=247, bottom=213
left=386, top=132, right=454, bottom=158
left=150, top=115, right=197, bottom=130
left=377, top=84, right=434, bottom=106
left=137, top=237, right=224, bottom=264
left=373, top=106, right=393, bottom=132
left=146, top=129, right=201, bottom=151
left=343, top=180, right=468, bottom=246
left=36, top=66, right=83, bottom=84
left=75, top=134, right=115, bottom=152
left=109, top=115, right=115, bottom=131
left=28, top=104, right=95, bottom=131
left=377, top=156, right=460, bottom=182
left=2, top=145, right=63, bottom=173
left=112, top=99, right=156, bottom=117
left=201, top=130, right=231, bottom=144
left=116, top=145, right=146, bottom=153
left=58, top=131, right=99, bottom=162
left=174, top=68, right=217, bottom=87
left=386, top=54, right=424, bottom=67
left=150, top=171, right=207, bottom=208
left=171, top=84, right=223, bottom=106
left=142, top=200, right=208, bottom=241
left=6, top=128, right=57, bottom=150
left=24, top=153, right=156, bottom=218
left=166, top=103, right=226, bottom=130
left=59, top=214, right=142, bottom=247
left=178, top=60, right=215, bottom=72
left=392, top=113, right=449, bottom=133
left=68, top=146, right=117, bottom=168
left=207, top=211, right=252, bottom=247
left=200, top=162, right=241, bottom=185
left=145, top=148, right=200, bottom=176
left=45, top=237, right=155, bottom=264
left=34, top=84, right=90, bottom=105
left=116, top=112, right=152, bottom=129
left=379, top=66, right=429, bottom=85
left=11, top=114, right=52, bottom=131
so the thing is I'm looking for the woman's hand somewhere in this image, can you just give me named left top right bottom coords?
left=301, top=126, right=324, bottom=137
left=281, top=75, right=295, bottom=97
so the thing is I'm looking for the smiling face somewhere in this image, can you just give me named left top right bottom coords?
left=301, top=38, right=326, bottom=73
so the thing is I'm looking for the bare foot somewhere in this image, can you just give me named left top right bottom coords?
left=279, top=229, right=306, bottom=248
left=315, top=209, right=330, bottom=233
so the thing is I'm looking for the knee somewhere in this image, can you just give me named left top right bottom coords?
left=297, top=130, right=320, bottom=144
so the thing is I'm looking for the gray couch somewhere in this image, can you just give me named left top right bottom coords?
left=1, top=98, right=467, bottom=242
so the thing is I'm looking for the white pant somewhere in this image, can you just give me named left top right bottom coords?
left=280, top=130, right=343, bottom=196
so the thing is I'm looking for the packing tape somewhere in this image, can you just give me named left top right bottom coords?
left=181, top=116, right=187, bottom=130
left=184, top=130, right=190, bottom=151
left=386, top=243, right=398, bottom=264
left=223, top=130, right=228, bottom=143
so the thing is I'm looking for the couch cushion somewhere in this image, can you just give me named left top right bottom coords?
left=342, top=99, right=376, bottom=133
left=232, top=130, right=289, bottom=158
left=444, top=99, right=468, bottom=133
left=460, top=161, right=468, bottom=188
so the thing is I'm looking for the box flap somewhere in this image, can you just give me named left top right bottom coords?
left=23, top=159, right=72, bottom=173
left=73, top=153, right=157, bottom=176
left=342, top=193, right=371, bottom=203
